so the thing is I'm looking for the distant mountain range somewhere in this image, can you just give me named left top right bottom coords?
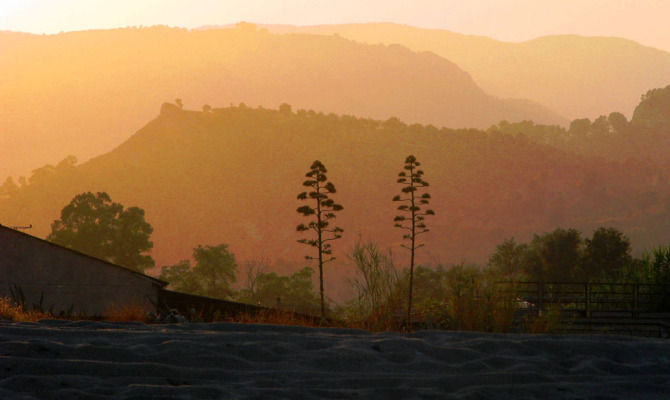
left=0, top=24, right=567, bottom=180
left=256, top=23, right=670, bottom=120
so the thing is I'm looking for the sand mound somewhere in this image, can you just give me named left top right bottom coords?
left=1, top=320, right=669, bottom=399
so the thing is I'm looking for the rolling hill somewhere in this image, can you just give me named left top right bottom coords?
left=2, top=103, right=670, bottom=300
left=0, top=25, right=564, bottom=180
left=261, top=23, right=670, bottom=120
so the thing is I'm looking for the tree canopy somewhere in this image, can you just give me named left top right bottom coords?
left=160, top=243, right=237, bottom=300
left=47, top=191, right=154, bottom=272
left=237, top=266, right=321, bottom=315
left=490, top=227, right=634, bottom=282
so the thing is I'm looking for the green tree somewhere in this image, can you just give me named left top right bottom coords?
left=237, top=267, right=321, bottom=315
left=631, top=85, right=670, bottom=132
left=296, top=160, right=343, bottom=319
left=580, top=227, right=632, bottom=281
left=523, top=228, right=582, bottom=282
left=591, top=115, right=610, bottom=137
left=392, top=155, right=435, bottom=327
left=159, top=243, right=237, bottom=299
left=158, top=260, right=200, bottom=294
left=0, top=177, right=20, bottom=201
left=48, top=192, right=154, bottom=272
left=192, top=244, right=237, bottom=299
left=623, top=246, right=670, bottom=311
left=568, top=118, right=591, bottom=138
left=607, top=112, right=629, bottom=134
left=488, top=238, right=527, bottom=279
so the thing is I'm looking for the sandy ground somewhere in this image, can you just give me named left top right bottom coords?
left=1, top=320, right=669, bottom=399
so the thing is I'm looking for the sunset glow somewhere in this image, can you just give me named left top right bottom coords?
left=1, top=0, right=669, bottom=52
left=2, top=4, right=670, bottom=392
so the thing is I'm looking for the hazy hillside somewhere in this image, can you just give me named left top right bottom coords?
left=3, top=103, right=670, bottom=297
left=262, top=23, right=670, bottom=120
left=0, top=24, right=564, bottom=179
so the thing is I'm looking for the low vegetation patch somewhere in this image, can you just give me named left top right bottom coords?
left=229, top=309, right=324, bottom=327
left=103, top=300, right=150, bottom=322
left=0, top=297, right=51, bottom=322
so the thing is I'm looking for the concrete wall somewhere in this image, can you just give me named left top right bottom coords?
left=0, top=226, right=164, bottom=317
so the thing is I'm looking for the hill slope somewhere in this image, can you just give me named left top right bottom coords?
left=0, top=25, right=564, bottom=179
left=262, top=23, right=670, bottom=120
left=2, top=104, right=670, bottom=298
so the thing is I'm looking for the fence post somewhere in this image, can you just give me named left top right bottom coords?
left=633, top=284, right=639, bottom=319
left=538, top=282, right=544, bottom=317
left=585, top=282, right=590, bottom=318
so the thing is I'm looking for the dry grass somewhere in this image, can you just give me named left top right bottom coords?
left=227, top=309, right=325, bottom=327
left=445, top=290, right=519, bottom=332
left=0, top=297, right=51, bottom=322
left=341, top=306, right=403, bottom=332
left=103, top=300, right=150, bottom=322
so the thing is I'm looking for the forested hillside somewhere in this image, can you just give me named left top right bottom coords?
left=486, top=85, right=670, bottom=164
left=3, top=94, right=670, bottom=295
left=0, top=24, right=563, bottom=180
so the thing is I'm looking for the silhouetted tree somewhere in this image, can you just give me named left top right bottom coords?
left=624, top=246, right=670, bottom=310
left=236, top=266, right=321, bottom=315
left=568, top=118, right=591, bottom=138
left=632, top=85, right=670, bottom=132
left=48, top=192, right=154, bottom=272
left=296, top=160, right=343, bottom=319
left=591, top=115, right=610, bottom=137
left=159, top=243, right=237, bottom=299
left=192, top=244, right=237, bottom=299
left=488, top=238, right=527, bottom=279
left=158, top=260, right=200, bottom=294
left=0, top=177, right=19, bottom=201
left=239, top=257, right=269, bottom=299
left=523, top=228, right=582, bottom=282
left=581, top=227, right=632, bottom=281
left=393, top=155, right=435, bottom=328
left=608, top=112, right=629, bottom=134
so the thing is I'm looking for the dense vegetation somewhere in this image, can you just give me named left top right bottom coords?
left=488, top=85, right=670, bottom=163
left=43, top=188, right=670, bottom=327
left=2, top=85, right=670, bottom=304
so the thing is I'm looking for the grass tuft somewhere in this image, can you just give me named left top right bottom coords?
left=0, top=297, right=51, bottom=322
left=224, top=309, right=324, bottom=327
left=103, top=300, right=150, bottom=322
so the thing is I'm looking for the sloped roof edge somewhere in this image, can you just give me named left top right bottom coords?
left=0, top=224, right=168, bottom=288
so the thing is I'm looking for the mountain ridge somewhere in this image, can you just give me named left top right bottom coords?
left=3, top=103, right=669, bottom=293
left=252, top=22, right=670, bottom=120
left=0, top=25, right=564, bottom=180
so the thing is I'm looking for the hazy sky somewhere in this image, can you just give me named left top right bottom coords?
left=1, top=0, right=669, bottom=52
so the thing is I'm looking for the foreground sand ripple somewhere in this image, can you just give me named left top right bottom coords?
left=1, top=320, right=669, bottom=399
